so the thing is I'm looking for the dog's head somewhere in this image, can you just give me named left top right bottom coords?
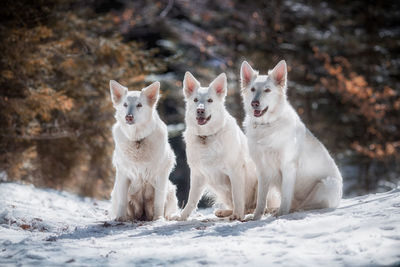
left=183, top=72, right=227, bottom=135
left=110, top=80, right=160, bottom=126
left=240, top=60, right=287, bottom=123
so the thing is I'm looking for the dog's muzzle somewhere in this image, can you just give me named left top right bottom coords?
left=196, top=107, right=211, bottom=125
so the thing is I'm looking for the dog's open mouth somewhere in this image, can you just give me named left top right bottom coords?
left=254, top=106, right=268, bottom=117
left=196, top=115, right=211, bottom=125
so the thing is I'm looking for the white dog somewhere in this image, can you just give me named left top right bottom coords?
left=179, top=72, right=258, bottom=221
left=240, top=60, right=343, bottom=219
left=109, top=80, right=178, bottom=221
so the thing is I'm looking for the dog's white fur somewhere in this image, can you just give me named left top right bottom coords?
left=179, top=72, right=258, bottom=221
left=109, top=80, right=178, bottom=221
left=240, top=60, right=343, bottom=219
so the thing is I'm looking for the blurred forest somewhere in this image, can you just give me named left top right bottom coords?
left=0, top=0, right=399, bottom=204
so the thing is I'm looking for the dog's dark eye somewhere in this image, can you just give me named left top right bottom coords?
left=194, top=98, right=198, bottom=103
left=123, top=103, right=128, bottom=107
left=264, top=88, right=271, bottom=93
left=207, top=98, right=213, bottom=103
left=137, top=103, right=142, bottom=108
left=251, top=88, right=255, bottom=92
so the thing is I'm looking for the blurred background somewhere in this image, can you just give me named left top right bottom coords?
left=0, top=0, right=399, bottom=206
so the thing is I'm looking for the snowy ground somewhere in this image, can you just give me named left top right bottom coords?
left=0, top=183, right=399, bottom=266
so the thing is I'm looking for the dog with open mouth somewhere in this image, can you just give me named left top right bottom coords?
left=178, top=72, right=259, bottom=221
left=241, top=60, right=343, bottom=219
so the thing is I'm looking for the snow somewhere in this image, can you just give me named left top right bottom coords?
left=1, top=183, right=399, bottom=266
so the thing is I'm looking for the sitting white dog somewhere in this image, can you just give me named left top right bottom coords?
left=109, top=80, right=178, bottom=221
left=240, top=60, right=343, bottom=219
left=179, top=72, right=258, bottom=221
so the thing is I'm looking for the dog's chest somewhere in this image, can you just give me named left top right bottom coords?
left=187, top=135, right=223, bottom=166
left=120, top=138, right=153, bottom=163
left=248, top=125, right=286, bottom=151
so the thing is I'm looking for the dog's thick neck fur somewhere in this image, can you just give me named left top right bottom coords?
left=117, top=111, right=158, bottom=142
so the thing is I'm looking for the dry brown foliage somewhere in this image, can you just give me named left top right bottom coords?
left=0, top=3, right=165, bottom=198
left=313, top=47, right=400, bottom=161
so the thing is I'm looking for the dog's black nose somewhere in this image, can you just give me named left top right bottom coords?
left=251, top=100, right=260, bottom=108
left=125, top=114, right=134, bottom=123
left=197, top=108, right=205, bottom=116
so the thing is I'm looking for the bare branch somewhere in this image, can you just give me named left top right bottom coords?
left=160, top=0, right=174, bottom=18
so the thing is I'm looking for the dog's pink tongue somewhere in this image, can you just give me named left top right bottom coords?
left=197, top=117, right=206, bottom=125
left=254, top=110, right=262, bottom=117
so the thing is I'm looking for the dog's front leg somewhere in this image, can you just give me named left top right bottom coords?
left=179, top=171, right=205, bottom=220
left=153, top=174, right=168, bottom=220
left=252, top=169, right=270, bottom=220
left=278, top=161, right=296, bottom=216
left=111, top=170, right=130, bottom=221
left=228, top=168, right=245, bottom=220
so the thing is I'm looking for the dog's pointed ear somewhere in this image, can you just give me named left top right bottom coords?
left=183, top=71, right=200, bottom=98
left=270, top=60, right=287, bottom=90
left=210, top=73, right=227, bottom=98
left=142, top=81, right=160, bottom=107
left=110, top=80, right=127, bottom=105
left=240, top=61, right=256, bottom=88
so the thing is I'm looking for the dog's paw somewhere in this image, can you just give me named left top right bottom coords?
left=243, top=214, right=254, bottom=221
left=276, top=208, right=289, bottom=217
left=115, top=215, right=129, bottom=222
left=165, top=214, right=179, bottom=221
left=215, top=209, right=233, bottom=218
left=174, top=214, right=188, bottom=221
left=266, top=207, right=279, bottom=217
left=251, top=212, right=263, bottom=221
left=229, top=213, right=244, bottom=221
left=153, top=216, right=165, bottom=222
